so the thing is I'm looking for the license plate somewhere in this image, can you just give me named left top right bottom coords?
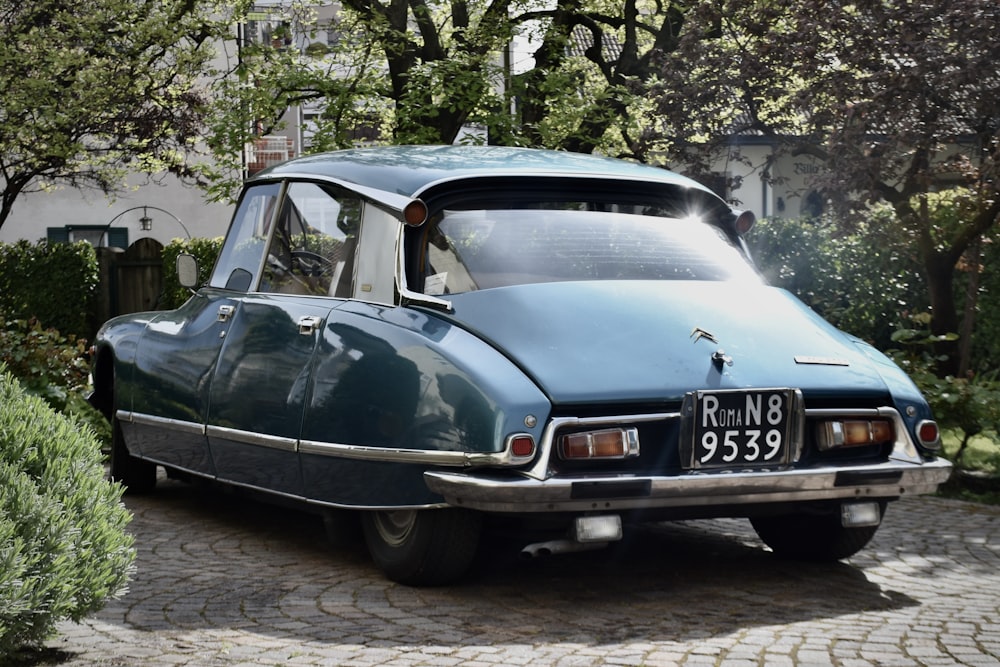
left=681, top=389, right=798, bottom=468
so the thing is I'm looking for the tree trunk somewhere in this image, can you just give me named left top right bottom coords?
left=924, top=251, right=961, bottom=376
left=958, top=239, right=982, bottom=377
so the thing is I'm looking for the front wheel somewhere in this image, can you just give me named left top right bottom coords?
left=750, top=504, right=885, bottom=561
left=109, top=416, right=157, bottom=494
left=361, top=508, right=482, bottom=586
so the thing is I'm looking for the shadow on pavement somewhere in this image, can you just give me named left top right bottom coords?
left=105, top=476, right=920, bottom=649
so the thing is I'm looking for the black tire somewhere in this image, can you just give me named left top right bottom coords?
left=109, top=416, right=157, bottom=494
left=361, top=508, right=482, bottom=586
left=750, top=504, right=885, bottom=561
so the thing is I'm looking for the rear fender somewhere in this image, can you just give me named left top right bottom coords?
left=301, top=301, right=550, bottom=456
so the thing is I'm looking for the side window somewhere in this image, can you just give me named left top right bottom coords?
left=259, top=182, right=362, bottom=297
left=354, top=205, right=401, bottom=304
left=209, top=183, right=281, bottom=291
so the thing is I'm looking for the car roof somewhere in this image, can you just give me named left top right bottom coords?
left=251, top=145, right=715, bottom=201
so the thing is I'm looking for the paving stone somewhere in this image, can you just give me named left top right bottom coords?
left=45, top=483, right=1000, bottom=666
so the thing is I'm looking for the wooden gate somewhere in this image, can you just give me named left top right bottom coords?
left=95, top=238, right=165, bottom=324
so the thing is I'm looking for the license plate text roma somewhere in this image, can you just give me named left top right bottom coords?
left=687, top=389, right=795, bottom=468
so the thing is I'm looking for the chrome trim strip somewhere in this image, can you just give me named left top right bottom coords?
left=525, top=412, right=681, bottom=481
left=805, top=408, right=882, bottom=418
left=299, top=439, right=521, bottom=467
left=207, top=425, right=297, bottom=453
left=309, top=497, right=449, bottom=511
left=118, top=411, right=205, bottom=436
left=248, top=172, right=418, bottom=214
left=138, top=454, right=216, bottom=481
left=300, top=439, right=468, bottom=465
left=425, top=458, right=954, bottom=513
left=131, top=445, right=448, bottom=510
left=118, top=411, right=525, bottom=467
left=204, top=476, right=448, bottom=511
left=395, top=230, right=453, bottom=312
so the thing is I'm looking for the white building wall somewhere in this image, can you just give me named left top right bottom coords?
left=0, top=176, right=233, bottom=246
left=710, top=143, right=827, bottom=221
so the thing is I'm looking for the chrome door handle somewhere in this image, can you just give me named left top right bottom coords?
left=217, top=305, right=235, bottom=322
left=298, top=315, right=321, bottom=335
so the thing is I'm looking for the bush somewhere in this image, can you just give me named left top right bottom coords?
left=160, top=236, right=223, bottom=310
left=968, top=230, right=1000, bottom=376
left=0, top=366, right=135, bottom=654
left=748, top=210, right=1000, bottom=474
left=888, top=313, right=1000, bottom=466
left=746, top=208, right=927, bottom=350
left=0, top=240, right=99, bottom=341
left=0, top=319, right=88, bottom=411
left=0, top=318, right=111, bottom=450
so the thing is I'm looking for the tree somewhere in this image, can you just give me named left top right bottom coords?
left=650, top=0, right=1000, bottom=374
left=0, top=0, right=230, bottom=231
left=202, top=0, right=694, bottom=201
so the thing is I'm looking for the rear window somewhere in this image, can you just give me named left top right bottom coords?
left=420, top=209, right=761, bottom=295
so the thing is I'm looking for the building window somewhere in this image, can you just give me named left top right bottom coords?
left=800, top=190, right=825, bottom=219
left=47, top=226, right=129, bottom=249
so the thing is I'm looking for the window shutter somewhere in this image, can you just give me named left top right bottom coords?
left=108, top=228, right=129, bottom=249
left=46, top=227, right=71, bottom=243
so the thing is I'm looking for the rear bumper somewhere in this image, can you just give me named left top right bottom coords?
left=424, top=458, right=953, bottom=514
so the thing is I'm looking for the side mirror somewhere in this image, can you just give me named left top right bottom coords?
left=176, top=253, right=200, bottom=290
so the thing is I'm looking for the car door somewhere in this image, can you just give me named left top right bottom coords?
left=205, top=181, right=361, bottom=496
left=127, top=182, right=281, bottom=476
left=205, top=295, right=330, bottom=495
left=128, top=291, right=238, bottom=475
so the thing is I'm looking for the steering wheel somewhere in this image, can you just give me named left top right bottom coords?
left=291, top=250, right=332, bottom=277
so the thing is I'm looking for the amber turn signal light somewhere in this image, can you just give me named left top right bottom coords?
left=816, top=419, right=894, bottom=451
left=559, top=428, right=639, bottom=460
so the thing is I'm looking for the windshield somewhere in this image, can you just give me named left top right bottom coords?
left=419, top=209, right=761, bottom=295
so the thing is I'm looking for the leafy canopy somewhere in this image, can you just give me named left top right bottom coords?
left=0, top=0, right=233, bottom=229
left=201, top=0, right=692, bottom=201
left=651, top=0, right=1000, bottom=374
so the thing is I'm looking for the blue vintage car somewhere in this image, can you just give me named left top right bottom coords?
left=90, top=145, right=952, bottom=585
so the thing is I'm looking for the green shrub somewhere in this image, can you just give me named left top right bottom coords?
left=746, top=208, right=927, bottom=350
left=0, top=319, right=111, bottom=451
left=0, top=366, right=135, bottom=654
left=0, top=319, right=88, bottom=412
left=0, top=240, right=99, bottom=340
left=888, top=313, right=1000, bottom=466
left=968, top=231, right=1000, bottom=376
left=160, top=236, right=223, bottom=310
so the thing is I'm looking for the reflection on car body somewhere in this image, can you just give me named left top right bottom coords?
left=90, top=146, right=952, bottom=585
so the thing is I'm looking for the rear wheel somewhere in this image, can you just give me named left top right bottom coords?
left=109, top=416, right=156, bottom=494
left=362, top=508, right=482, bottom=586
left=750, top=504, right=885, bottom=561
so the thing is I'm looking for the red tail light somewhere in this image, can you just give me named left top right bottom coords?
left=917, top=420, right=941, bottom=449
left=509, top=435, right=536, bottom=458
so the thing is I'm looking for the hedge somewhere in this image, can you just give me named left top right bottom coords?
left=160, top=236, right=223, bottom=310
left=0, top=240, right=99, bottom=341
left=0, top=366, right=135, bottom=654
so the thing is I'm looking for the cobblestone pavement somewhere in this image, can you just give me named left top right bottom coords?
left=41, top=477, right=1000, bottom=666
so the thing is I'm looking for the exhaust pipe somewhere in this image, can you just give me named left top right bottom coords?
left=520, top=539, right=609, bottom=560
left=520, top=515, right=624, bottom=559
